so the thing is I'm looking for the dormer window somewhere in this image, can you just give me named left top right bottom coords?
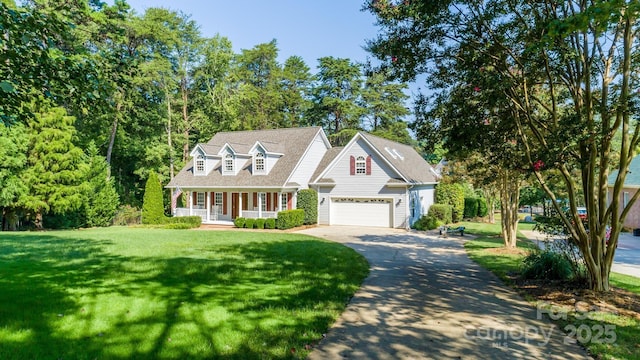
left=224, top=153, right=234, bottom=174
left=195, top=154, right=205, bottom=174
left=356, top=156, right=366, bottom=174
left=254, top=152, right=265, bottom=174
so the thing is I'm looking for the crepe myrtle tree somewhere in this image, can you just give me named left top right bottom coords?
left=366, top=0, right=640, bottom=291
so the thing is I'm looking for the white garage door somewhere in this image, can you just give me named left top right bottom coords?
left=330, top=198, right=392, bottom=227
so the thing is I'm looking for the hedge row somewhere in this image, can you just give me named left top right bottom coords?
left=463, top=197, right=489, bottom=219
left=234, top=217, right=276, bottom=229
left=164, top=216, right=202, bottom=229
left=276, top=209, right=305, bottom=230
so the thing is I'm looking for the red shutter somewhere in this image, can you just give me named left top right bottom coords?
left=266, top=192, right=272, bottom=211
left=242, top=193, right=248, bottom=210
left=253, top=193, right=258, bottom=209
left=287, top=193, right=292, bottom=209
left=223, top=193, right=228, bottom=215
left=366, top=155, right=372, bottom=175
left=192, top=192, right=197, bottom=206
left=350, top=156, right=355, bottom=175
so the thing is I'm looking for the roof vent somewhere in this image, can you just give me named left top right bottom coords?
left=392, top=149, right=404, bottom=161
left=384, top=147, right=397, bottom=159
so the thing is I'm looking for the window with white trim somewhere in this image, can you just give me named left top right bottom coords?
left=624, top=191, right=630, bottom=207
left=356, top=156, right=366, bottom=174
left=260, top=192, right=267, bottom=211
left=224, top=153, right=234, bottom=174
left=215, top=192, right=223, bottom=214
left=197, top=192, right=205, bottom=207
left=281, top=193, right=288, bottom=210
left=254, top=152, right=265, bottom=173
left=195, top=155, right=205, bottom=174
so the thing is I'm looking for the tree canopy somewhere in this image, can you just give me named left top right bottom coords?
left=365, top=0, right=640, bottom=291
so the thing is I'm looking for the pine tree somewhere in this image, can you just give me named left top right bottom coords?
left=20, top=104, right=86, bottom=229
left=84, top=143, right=120, bottom=227
left=141, top=171, right=166, bottom=224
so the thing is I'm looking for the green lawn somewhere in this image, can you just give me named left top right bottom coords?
left=462, top=221, right=640, bottom=360
left=0, top=227, right=369, bottom=359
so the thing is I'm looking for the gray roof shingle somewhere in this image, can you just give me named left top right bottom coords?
left=167, top=127, right=325, bottom=189
left=359, top=132, right=438, bottom=184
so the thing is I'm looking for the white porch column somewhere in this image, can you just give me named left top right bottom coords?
left=238, top=192, right=243, bottom=217
left=206, top=192, right=211, bottom=222
left=189, top=191, right=193, bottom=216
left=258, top=192, right=262, bottom=218
left=292, top=191, right=297, bottom=209
left=278, top=192, right=282, bottom=211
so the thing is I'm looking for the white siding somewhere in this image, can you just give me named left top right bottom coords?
left=409, top=185, right=436, bottom=226
left=288, top=133, right=329, bottom=189
left=317, top=186, right=331, bottom=225
left=322, top=138, right=407, bottom=228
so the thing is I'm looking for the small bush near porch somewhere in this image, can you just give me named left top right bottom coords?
left=0, top=227, right=369, bottom=359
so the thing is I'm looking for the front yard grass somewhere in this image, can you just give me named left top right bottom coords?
left=0, top=227, right=369, bottom=359
left=462, top=222, right=640, bottom=360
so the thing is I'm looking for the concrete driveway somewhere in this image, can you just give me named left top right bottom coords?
left=297, top=226, right=591, bottom=360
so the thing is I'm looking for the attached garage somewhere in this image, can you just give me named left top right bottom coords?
left=330, top=197, right=393, bottom=227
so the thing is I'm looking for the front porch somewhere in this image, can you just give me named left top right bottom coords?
left=173, top=190, right=295, bottom=224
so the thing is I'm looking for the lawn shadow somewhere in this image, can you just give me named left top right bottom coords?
left=0, top=231, right=366, bottom=359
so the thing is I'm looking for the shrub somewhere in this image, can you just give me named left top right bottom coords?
left=296, top=189, right=318, bottom=225
left=477, top=198, right=488, bottom=217
left=113, top=205, right=141, bottom=226
left=165, top=216, right=201, bottom=229
left=428, top=204, right=453, bottom=224
left=265, top=218, right=276, bottom=229
left=412, top=215, right=440, bottom=230
left=163, top=223, right=194, bottom=229
left=234, top=217, right=246, bottom=228
left=141, top=171, right=166, bottom=224
left=276, top=209, right=305, bottom=229
left=245, top=218, right=256, bottom=229
left=464, top=197, right=479, bottom=219
left=521, top=250, right=574, bottom=280
left=435, top=183, right=465, bottom=222
left=255, top=218, right=266, bottom=229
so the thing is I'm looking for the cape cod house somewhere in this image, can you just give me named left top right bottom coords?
left=166, top=127, right=439, bottom=228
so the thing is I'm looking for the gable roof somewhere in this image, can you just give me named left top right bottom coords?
left=167, top=127, right=328, bottom=189
left=609, top=156, right=640, bottom=188
left=312, top=132, right=437, bottom=185
left=359, top=132, right=438, bottom=184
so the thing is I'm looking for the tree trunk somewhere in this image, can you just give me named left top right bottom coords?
left=181, top=78, right=190, bottom=163
left=34, top=211, right=43, bottom=230
left=106, top=101, right=122, bottom=179
left=166, top=95, right=175, bottom=179
left=499, top=169, right=520, bottom=248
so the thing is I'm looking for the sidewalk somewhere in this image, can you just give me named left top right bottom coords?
left=520, top=230, right=640, bottom=278
left=298, top=226, right=591, bottom=360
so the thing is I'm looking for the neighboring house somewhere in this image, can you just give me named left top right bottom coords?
left=608, top=156, right=640, bottom=229
left=166, top=126, right=439, bottom=228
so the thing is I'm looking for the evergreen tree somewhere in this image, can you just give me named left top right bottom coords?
left=309, top=57, right=365, bottom=135
left=84, top=143, right=119, bottom=227
left=20, top=104, right=86, bottom=229
left=141, top=171, right=166, bottom=224
left=0, top=123, right=28, bottom=230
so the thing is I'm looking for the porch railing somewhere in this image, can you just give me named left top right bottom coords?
left=241, top=210, right=278, bottom=219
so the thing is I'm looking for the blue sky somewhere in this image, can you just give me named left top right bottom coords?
left=125, top=0, right=381, bottom=70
